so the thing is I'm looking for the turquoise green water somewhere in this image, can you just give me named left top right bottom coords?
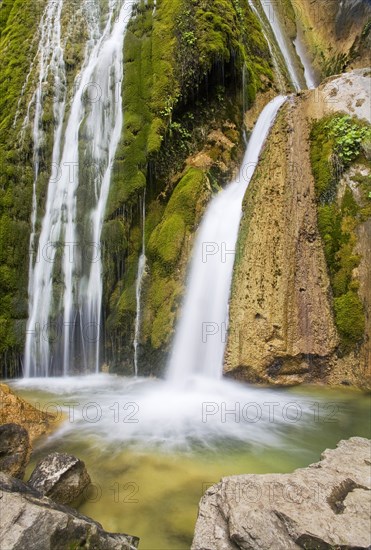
left=12, top=379, right=370, bottom=550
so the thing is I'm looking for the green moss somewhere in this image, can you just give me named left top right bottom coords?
left=0, top=0, right=49, bottom=374
left=310, top=114, right=370, bottom=352
left=150, top=299, right=177, bottom=350
left=143, top=167, right=208, bottom=349
left=166, top=167, right=206, bottom=226
left=148, top=214, right=186, bottom=267
left=0, top=0, right=15, bottom=36
left=107, top=0, right=272, bottom=216
left=334, top=291, right=365, bottom=347
left=310, top=118, right=336, bottom=201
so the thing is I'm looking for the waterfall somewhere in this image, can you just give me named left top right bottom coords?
left=133, top=193, right=146, bottom=377
left=24, top=0, right=133, bottom=377
left=293, top=25, right=318, bottom=89
left=256, top=0, right=305, bottom=91
left=247, top=0, right=286, bottom=92
left=24, top=0, right=67, bottom=378
left=167, top=96, right=286, bottom=383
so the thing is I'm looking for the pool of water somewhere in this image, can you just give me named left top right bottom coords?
left=11, top=375, right=370, bottom=550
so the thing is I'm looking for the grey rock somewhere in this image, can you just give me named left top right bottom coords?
left=0, top=423, right=31, bottom=479
left=192, top=437, right=371, bottom=550
left=28, top=452, right=91, bottom=505
left=335, top=0, right=371, bottom=39
left=0, top=472, right=139, bottom=550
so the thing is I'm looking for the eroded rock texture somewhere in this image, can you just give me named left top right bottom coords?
left=192, top=437, right=371, bottom=550
left=0, top=472, right=139, bottom=550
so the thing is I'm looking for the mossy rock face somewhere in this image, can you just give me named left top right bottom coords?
left=148, top=213, right=186, bottom=267
left=103, top=0, right=275, bottom=374
left=334, top=291, right=365, bottom=347
left=0, top=0, right=49, bottom=376
left=144, top=167, right=209, bottom=352
left=310, top=114, right=371, bottom=353
left=107, top=0, right=273, bottom=216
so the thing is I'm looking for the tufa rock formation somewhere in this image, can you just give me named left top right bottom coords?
left=226, top=69, right=371, bottom=388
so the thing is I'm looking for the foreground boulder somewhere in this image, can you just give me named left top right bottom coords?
left=0, top=423, right=31, bottom=479
left=0, top=472, right=139, bottom=549
left=192, top=437, right=371, bottom=549
left=0, top=383, right=57, bottom=442
left=28, top=452, right=91, bottom=505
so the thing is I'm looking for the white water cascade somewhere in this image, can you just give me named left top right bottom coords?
left=247, top=0, right=286, bottom=92
left=167, top=96, right=286, bottom=384
left=257, top=0, right=305, bottom=91
left=133, top=193, right=146, bottom=377
left=293, top=24, right=318, bottom=89
left=22, top=0, right=66, bottom=378
left=24, top=0, right=133, bottom=377
left=13, top=2, right=326, bottom=455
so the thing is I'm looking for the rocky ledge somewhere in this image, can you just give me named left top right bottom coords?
left=0, top=472, right=139, bottom=550
left=192, top=437, right=371, bottom=549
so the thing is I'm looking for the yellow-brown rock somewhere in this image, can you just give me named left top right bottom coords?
left=225, top=70, right=371, bottom=388
left=0, top=384, right=56, bottom=443
left=225, top=97, right=338, bottom=385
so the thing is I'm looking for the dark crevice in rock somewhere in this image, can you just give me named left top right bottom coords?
left=327, top=478, right=369, bottom=514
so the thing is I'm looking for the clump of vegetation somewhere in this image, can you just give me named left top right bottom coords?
left=311, top=115, right=371, bottom=202
left=0, top=0, right=15, bottom=36
left=326, top=116, right=371, bottom=165
left=310, top=114, right=371, bottom=351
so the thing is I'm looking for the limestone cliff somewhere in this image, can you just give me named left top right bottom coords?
left=290, top=0, right=371, bottom=77
left=226, top=70, right=371, bottom=388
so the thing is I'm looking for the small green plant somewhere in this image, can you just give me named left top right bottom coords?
left=326, top=115, right=371, bottom=165
left=182, top=30, right=196, bottom=46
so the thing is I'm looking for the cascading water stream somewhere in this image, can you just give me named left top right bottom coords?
left=293, top=25, right=318, bottom=89
left=255, top=0, right=305, bottom=91
left=167, top=96, right=287, bottom=384
left=24, top=0, right=67, bottom=377
left=253, top=0, right=317, bottom=91
left=24, top=0, right=133, bottom=377
left=247, top=0, right=286, bottom=92
left=133, top=193, right=146, bottom=377
left=22, top=0, right=66, bottom=380
left=166, top=0, right=318, bottom=385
